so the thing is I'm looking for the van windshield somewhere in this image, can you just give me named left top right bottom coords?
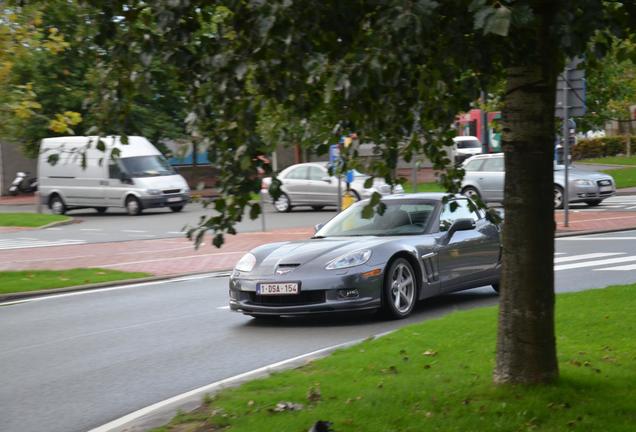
left=120, top=156, right=175, bottom=177
left=456, top=139, right=482, bottom=149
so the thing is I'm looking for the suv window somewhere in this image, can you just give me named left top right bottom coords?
left=285, top=166, right=308, bottom=180
left=308, top=166, right=327, bottom=181
left=481, top=157, right=504, bottom=172
left=464, top=159, right=485, bottom=172
left=439, top=199, right=480, bottom=231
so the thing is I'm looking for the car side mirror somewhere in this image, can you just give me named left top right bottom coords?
left=321, top=176, right=332, bottom=183
left=119, top=173, right=133, bottom=185
left=448, top=218, right=475, bottom=236
left=314, top=223, right=325, bottom=233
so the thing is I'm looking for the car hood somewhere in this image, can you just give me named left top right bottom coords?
left=249, top=237, right=391, bottom=276
left=554, top=168, right=613, bottom=182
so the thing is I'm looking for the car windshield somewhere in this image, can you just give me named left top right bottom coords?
left=120, top=155, right=175, bottom=177
left=315, top=200, right=435, bottom=237
left=456, top=139, right=481, bottom=149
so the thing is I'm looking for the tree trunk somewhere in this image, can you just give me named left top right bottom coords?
left=494, top=62, right=559, bottom=384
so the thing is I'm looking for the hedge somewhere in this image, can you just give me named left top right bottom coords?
left=572, top=136, right=636, bottom=160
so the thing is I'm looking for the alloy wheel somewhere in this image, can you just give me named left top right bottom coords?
left=389, top=261, right=415, bottom=315
left=274, top=193, right=291, bottom=212
left=554, top=186, right=564, bottom=209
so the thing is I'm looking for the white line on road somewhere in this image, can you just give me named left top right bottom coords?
left=595, top=263, right=636, bottom=271
left=80, top=228, right=102, bottom=231
left=627, top=205, right=636, bottom=210
left=122, top=230, right=147, bottom=233
left=87, top=335, right=384, bottom=432
left=554, top=252, right=624, bottom=263
left=555, top=255, right=636, bottom=271
left=98, top=251, right=246, bottom=267
left=558, top=236, right=636, bottom=241
left=166, top=231, right=185, bottom=234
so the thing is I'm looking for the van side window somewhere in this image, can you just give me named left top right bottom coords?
left=109, top=160, right=122, bottom=179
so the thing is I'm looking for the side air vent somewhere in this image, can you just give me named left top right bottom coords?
left=420, top=252, right=439, bottom=282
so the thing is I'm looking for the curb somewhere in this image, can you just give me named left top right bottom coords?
left=38, top=217, right=77, bottom=230
left=88, top=330, right=395, bottom=432
left=0, top=270, right=232, bottom=303
left=555, top=226, right=636, bottom=238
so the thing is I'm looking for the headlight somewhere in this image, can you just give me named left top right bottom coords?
left=326, top=249, right=372, bottom=270
left=146, top=188, right=161, bottom=195
left=235, top=253, right=256, bottom=272
left=574, top=179, right=594, bottom=186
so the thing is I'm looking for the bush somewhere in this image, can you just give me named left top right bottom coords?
left=572, top=136, right=636, bottom=160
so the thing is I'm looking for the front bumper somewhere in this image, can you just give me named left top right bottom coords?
left=229, top=266, right=383, bottom=316
left=569, top=180, right=615, bottom=202
left=139, top=193, right=190, bottom=208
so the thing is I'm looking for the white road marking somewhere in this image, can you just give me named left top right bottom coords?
left=216, top=306, right=230, bottom=310
left=554, top=252, right=624, bottom=263
left=554, top=252, right=567, bottom=256
left=45, top=227, right=63, bottom=231
left=11, top=254, right=93, bottom=264
left=0, top=239, right=86, bottom=250
left=555, top=255, right=636, bottom=271
left=80, top=228, right=102, bottom=231
left=98, top=251, right=246, bottom=267
left=627, top=205, right=636, bottom=210
left=166, top=231, right=184, bottom=234
left=122, top=229, right=147, bottom=233
left=87, top=335, right=384, bottom=432
left=595, top=263, right=636, bottom=271
left=558, top=236, right=636, bottom=241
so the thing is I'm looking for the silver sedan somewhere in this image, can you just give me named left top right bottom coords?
left=460, top=153, right=615, bottom=208
left=261, top=162, right=404, bottom=212
left=229, top=193, right=501, bottom=320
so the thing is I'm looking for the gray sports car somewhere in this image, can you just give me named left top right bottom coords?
left=229, top=193, right=501, bottom=319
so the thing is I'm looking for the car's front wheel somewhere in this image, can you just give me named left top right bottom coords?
left=49, top=194, right=67, bottom=215
left=585, top=199, right=602, bottom=207
left=554, top=185, right=564, bottom=209
left=382, top=258, right=417, bottom=319
left=274, top=192, right=292, bottom=213
left=126, top=196, right=143, bottom=215
left=170, top=205, right=184, bottom=213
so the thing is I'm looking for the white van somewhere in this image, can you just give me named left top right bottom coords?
left=38, top=136, right=190, bottom=215
left=452, top=136, right=483, bottom=164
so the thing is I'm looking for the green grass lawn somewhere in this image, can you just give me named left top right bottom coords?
left=602, top=167, right=636, bottom=189
left=155, top=284, right=636, bottom=432
left=402, top=181, right=446, bottom=193
left=579, top=155, right=636, bottom=166
left=0, top=212, right=70, bottom=228
left=0, top=269, right=151, bottom=294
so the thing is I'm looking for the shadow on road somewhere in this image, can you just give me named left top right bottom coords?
left=241, top=287, right=498, bottom=329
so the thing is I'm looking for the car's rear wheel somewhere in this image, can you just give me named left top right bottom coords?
left=554, top=185, right=564, bottom=209
left=49, top=194, right=66, bottom=215
left=462, top=186, right=481, bottom=200
left=274, top=192, right=291, bottom=213
left=382, top=258, right=417, bottom=319
left=585, top=199, right=602, bottom=207
left=126, top=196, right=143, bottom=215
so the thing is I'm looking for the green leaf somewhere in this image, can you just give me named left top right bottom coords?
left=363, top=177, right=374, bottom=189
left=249, top=203, right=261, bottom=219
left=47, top=154, right=60, bottom=166
left=212, top=233, right=225, bottom=248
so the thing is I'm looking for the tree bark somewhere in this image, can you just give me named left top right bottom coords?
left=494, top=61, right=559, bottom=384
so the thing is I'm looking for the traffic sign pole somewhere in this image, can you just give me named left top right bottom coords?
left=562, top=73, right=569, bottom=228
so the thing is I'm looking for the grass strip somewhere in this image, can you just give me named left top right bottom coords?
left=0, top=268, right=151, bottom=294
left=602, top=167, right=636, bottom=189
left=580, top=155, right=636, bottom=166
left=0, top=212, right=70, bottom=228
left=402, top=181, right=446, bottom=193
left=155, top=284, right=636, bottom=432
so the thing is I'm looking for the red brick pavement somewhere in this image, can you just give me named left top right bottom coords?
left=555, top=210, right=636, bottom=233
left=0, top=227, right=314, bottom=276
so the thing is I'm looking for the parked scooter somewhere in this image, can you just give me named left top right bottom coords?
left=9, top=171, right=38, bottom=195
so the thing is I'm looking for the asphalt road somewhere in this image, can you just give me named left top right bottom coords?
left=1, top=229, right=636, bottom=432
left=2, top=196, right=636, bottom=250
left=0, top=202, right=337, bottom=248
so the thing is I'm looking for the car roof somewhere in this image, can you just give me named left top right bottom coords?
left=453, top=136, right=480, bottom=142
left=380, top=192, right=464, bottom=202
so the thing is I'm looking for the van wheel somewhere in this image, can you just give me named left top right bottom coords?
left=170, top=206, right=184, bottom=213
left=126, top=196, right=143, bottom=215
left=49, top=195, right=67, bottom=215
left=94, top=207, right=107, bottom=214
